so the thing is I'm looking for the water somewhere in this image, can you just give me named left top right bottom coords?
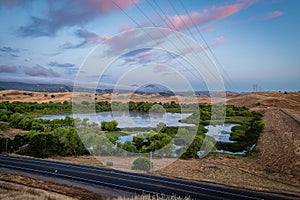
left=118, top=123, right=240, bottom=149
left=216, top=143, right=256, bottom=155
left=204, top=124, right=240, bottom=143
left=117, top=133, right=138, bottom=144
left=39, top=111, right=193, bottom=128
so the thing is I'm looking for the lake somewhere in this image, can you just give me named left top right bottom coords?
left=117, top=123, right=240, bottom=144
left=205, top=124, right=240, bottom=143
left=39, top=111, right=194, bottom=128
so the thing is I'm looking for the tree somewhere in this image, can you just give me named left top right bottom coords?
left=53, top=127, right=87, bottom=156
left=131, top=157, right=152, bottom=172
left=101, top=120, right=118, bottom=131
left=27, top=133, right=49, bottom=158
left=9, top=113, right=24, bottom=128
left=181, top=135, right=204, bottom=159
left=156, top=122, right=166, bottom=133
left=122, top=141, right=137, bottom=153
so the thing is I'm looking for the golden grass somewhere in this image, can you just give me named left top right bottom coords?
left=0, top=173, right=104, bottom=200
left=0, top=180, right=76, bottom=200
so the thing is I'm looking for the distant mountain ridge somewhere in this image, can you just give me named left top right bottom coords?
left=0, top=81, right=72, bottom=92
left=134, top=83, right=175, bottom=96
left=0, top=81, right=233, bottom=95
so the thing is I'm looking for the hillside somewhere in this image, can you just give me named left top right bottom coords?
left=0, top=90, right=299, bottom=110
left=0, top=82, right=72, bottom=92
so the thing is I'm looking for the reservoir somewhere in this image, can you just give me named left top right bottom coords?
left=39, top=111, right=193, bottom=128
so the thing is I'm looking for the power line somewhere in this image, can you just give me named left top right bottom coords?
left=150, top=0, right=225, bottom=89
left=113, top=0, right=228, bottom=94
left=115, top=0, right=216, bottom=89
left=177, top=0, right=236, bottom=92
left=129, top=0, right=205, bottom=83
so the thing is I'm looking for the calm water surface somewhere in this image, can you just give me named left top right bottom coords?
left=39, top=111, right=193, bottom=128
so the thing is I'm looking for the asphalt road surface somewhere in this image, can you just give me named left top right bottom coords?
left=0, top=155, right=297, bottom=200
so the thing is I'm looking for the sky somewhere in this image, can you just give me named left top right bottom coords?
left=0, top=0, right=299, bottom=92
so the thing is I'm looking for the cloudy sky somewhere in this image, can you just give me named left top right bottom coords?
left=0, top=0, right=299, bottom=92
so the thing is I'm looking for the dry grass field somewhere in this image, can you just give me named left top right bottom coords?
left=0, top=90, right=299, bottom=197
left=0, top=173, right=104, bottom=200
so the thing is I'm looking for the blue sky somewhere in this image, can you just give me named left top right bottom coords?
left=0, top=0, right=299, bottom=92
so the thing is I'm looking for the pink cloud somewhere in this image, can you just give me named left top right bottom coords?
left=167, top=0, right=255, bottom=30
left=213, top=36, right=225, bottom=46
left=19, top=0, right=139, bottom=37
left=201, top=36, right=225, bottom=50
left=265, top=11, right=284, bottom=19
left=62, top=29, right=112, bottom=49
left=201, top=27, right=216, bottom=32
left=119, top=24, right=135, bottom=32
left=86, top=0, right=139, bottom=14
left=154, top=62, right=170, bottom=73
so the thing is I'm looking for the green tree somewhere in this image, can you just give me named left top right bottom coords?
left=122, top=141, right=137, bottom=153
left=26, top=133, right=49, bottom=158
left=181, top=135, right=204, bottom=159
left=53, top=127, right=87, bottom=156
left=131, top=157, right=152, bottom=172
left=156, top=122, right=166, bottom=133
left=101, top=120, right=118, bottom=131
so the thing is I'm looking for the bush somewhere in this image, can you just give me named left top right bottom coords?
left=131, top=157, right=152, bottom=172
left=81, top=100, right=90, bottom=106
left=101, top=120, right=118, bottom=131
left=106, top=162, right=113, bottom=166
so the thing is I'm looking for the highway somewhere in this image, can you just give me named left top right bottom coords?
left=0, top=155, right=297, bottom=200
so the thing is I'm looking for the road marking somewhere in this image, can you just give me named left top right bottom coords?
left=0, top=155, right=264, bottom=200
left=0, top=159, right=221, bottom=199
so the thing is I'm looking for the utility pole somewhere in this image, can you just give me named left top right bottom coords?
left=253, top=84, right=258, bottom=93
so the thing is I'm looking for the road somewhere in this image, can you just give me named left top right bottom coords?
left=0, top=155, right=297, bottom=200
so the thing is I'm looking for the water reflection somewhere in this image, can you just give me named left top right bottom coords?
left=39, top=111, right=193, bottom=128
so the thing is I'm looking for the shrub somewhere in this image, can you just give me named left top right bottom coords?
left=101, top=120, right=118, bottom=131
left=106, top=162, right=113, bottom=166
left=81, top=100, right=90, bottom=106
left=131, top=157, right=152, bottom=172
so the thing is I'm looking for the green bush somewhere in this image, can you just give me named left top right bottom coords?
left=131, top=157, right=152, bottom=172
left=101, top=120, right=118, bottom=131
left=106, top=162, right=113, bottom=166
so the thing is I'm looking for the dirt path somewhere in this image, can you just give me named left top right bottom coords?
left=256, top=109, right=300, bottom=176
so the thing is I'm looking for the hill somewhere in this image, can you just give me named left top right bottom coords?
left=0, top=81, right=72, bottom=92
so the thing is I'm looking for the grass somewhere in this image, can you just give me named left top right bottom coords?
left=0, top=180, right=76, bottom=200
left=0, top=173, right=104, bottom=200
left=0, top=122, right=27, bottom=138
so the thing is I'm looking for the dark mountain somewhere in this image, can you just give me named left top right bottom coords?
left=134, top=83, right=175, bottom=96
left=0, top=81, right=235, bottom=96
left=0, top=81, right=72, bottom=92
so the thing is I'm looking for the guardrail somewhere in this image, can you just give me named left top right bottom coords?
left=280, top=109, right=300, bottom=124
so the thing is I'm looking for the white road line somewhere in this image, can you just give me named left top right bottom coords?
left=0, top=155, right=263, bottom=200
left=0, top=162, right=157, bottom=196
